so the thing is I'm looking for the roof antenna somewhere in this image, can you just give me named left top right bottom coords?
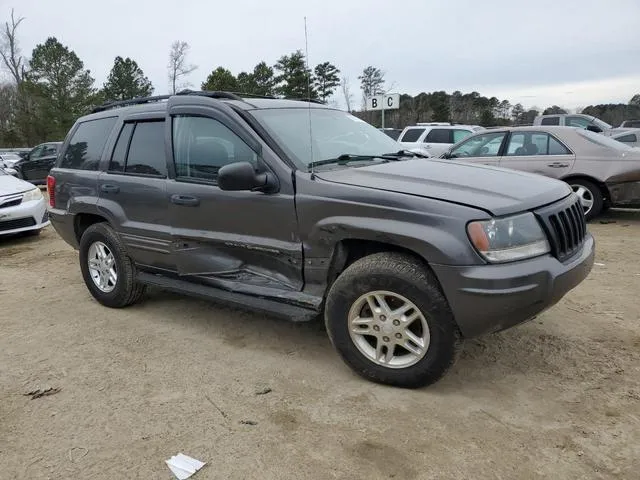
left=304, top=16, right=315, bottom=178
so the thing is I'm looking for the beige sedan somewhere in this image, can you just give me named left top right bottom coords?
left=442, top=126, right=640, bottom=219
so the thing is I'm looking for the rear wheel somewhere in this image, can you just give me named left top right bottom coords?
left=569, top=179, right=603, bottom=221
left=79, top=223, right=145, bottom=308
left=325, top=252, right=462, bottom=388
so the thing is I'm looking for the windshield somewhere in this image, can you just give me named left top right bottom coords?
left=250, top=108, right=401, bottom=167
left=576, top=129, right=633, bottom=151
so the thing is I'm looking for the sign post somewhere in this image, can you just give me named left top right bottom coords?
left=365, top=93, right=400, bottom=129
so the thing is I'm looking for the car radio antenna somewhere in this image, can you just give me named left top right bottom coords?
left=304, top=16, right=315, bottom=178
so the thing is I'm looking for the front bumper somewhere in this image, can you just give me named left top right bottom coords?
left=0, top=196, right=50, bottom=235
left=607, top=181, right=640, bottom=208
left=431, top=234, right=595, bottom=338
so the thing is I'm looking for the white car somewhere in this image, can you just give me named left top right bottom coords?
left=0, top=168, right=50, bottom=236
left=398, top=123, right=484, bottom=157
left=611, top=129, right=640, bottom=148
left=0, top=153, right=23, bottom=168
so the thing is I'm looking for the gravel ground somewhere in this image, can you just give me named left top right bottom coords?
left=1, top=210, right=639, bottom=479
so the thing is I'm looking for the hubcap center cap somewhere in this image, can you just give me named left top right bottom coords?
left=381, top=323, right=394, bottom=334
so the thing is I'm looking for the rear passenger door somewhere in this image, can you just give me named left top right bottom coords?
left=98, top=118, right=173, bottom=271
left=422, top=128, right=451, bottom=156
left=499, top=131, right=575, bottom=179
left=165, top=98, right=303, bottom=293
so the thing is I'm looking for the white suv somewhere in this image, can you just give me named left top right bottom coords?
left=398, top=123, right=484, bottom=157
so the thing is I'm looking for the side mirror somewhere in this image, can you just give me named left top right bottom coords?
left=218, top=161, right=277, bottom=192
left=586, top=125, right=603, bottom=133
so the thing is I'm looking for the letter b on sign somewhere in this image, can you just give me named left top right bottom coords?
left=371, top=98, right=378, bottom=109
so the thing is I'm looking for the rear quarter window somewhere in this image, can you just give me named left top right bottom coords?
left=60, top=117, right=117, bottom=170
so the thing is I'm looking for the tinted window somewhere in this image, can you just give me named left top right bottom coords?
left=425, top=129, right=451, bottom=143
left=625, top=121, right=640, bottom=128
left=30, top=144, right=46, bottom=159
left=173, top=116, right=257, bottom=182
left=452, top=129, right=472, bottom=143
left=541, top=117, right=560, bottom=126
left=400, top=128, right=425, bottom=142
left=109, top=123, right=134, bottom=172
left=450, top=132, right=506, bottom=158
left=60, top=117, right=117, bottom=170
left=616, top=133, right=637, bottom=143
left=125, top=122, right=167, bottom=176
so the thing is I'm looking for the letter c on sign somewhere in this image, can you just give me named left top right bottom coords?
left=371, top=98, right=378, bottom=108
left=387, top=96, right=393, bottom=107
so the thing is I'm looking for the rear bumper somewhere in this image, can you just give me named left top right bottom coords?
left=48, top=208, right=79, bottom=248
left=608, top=180, right=640, bottom=208
left=432, top=234, right=595, bottom=338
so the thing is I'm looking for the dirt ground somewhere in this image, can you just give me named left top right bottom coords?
left=1, top=210, right=639, bottom=480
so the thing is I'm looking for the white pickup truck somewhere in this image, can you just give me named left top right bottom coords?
left=533, top=114, right=617, bottom=135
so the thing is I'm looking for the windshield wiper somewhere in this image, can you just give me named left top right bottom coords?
left=381, top=149, right=430, bottom=159
left=307, top=154, right=396, bottom=170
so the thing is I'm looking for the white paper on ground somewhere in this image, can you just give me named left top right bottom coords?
left=165, top=453, right=206, bottom=480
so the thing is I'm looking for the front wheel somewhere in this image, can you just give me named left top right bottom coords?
left=325, top=252, right=462, bottom=388
left=569, top=179, right=603, bottom=221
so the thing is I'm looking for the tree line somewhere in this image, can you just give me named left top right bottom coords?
left=2, top=8, right=640, bottom=148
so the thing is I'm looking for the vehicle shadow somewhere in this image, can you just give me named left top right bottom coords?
left=139, top=288, right=579, bottom=392
left=0, top=230, right=43, bottom=250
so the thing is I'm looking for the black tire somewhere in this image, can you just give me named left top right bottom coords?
left=325, top=252, right=463, bottom=388
left=79, top=222, right=146, bottom=308
left=568, top=179, right=603, bottom=221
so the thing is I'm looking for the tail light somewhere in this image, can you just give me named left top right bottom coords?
left=46, top=175, right=55, bottom=207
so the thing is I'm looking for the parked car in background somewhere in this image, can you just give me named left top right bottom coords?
left=378, top=128, right=403, bottom=140
left=48, top=91, right=594, bottom=388
left=0, top=167, right=50, bottom=236
left=398, top=123, right=484, bottom=157
left=611, top=129, right=640, bottom=148
left=442, top=126, right=640, bottom=220
left=13, top=142, right=62, bottom=185
left=0, top=159, right=19, bottom=177
left=533, top=114, right=617, bottom=134
left=619, top=120, right=640, bottom=129
left=0, top=153, right=23, bottom=168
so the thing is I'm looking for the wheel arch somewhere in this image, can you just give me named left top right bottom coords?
left=562, top=174, right=611, bottom=204
left=74, top=212, right=110, bottom=244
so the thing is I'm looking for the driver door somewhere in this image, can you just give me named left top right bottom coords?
left=446, top=131, right=508, bottom=166
left=165, top=97, right=304, bottom=293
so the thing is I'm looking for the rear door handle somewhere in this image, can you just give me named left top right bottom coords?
left=547, top=162, right=569, bottom=168
left=100, top=184, right=120, bottom=193
left=171, top=194, right=200, bottom=206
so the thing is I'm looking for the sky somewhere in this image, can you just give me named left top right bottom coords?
left=2, top=0, right=640, bottom=111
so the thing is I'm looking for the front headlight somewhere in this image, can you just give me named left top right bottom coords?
left=467, top=212, right=550, bottom=263
left=22, top=187, right=43, bottom=202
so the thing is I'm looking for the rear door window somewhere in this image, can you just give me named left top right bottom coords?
left=541, top=117, right=560, bottom=126
left=60, top=117, right=117, bottom=170
left=125, top=122, right=167, bottom=176
left=424, top=129, right=451, bottom=143
left=399, top=128, right=425, bottom=142
left=616, top=133, right=637, bottom=143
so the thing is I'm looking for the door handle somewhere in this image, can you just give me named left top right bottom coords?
left=547, top=162, right=569, bottom=168
left=171, top=194, right=200, bottom=206
left=100, top=184, right=120, bottom=193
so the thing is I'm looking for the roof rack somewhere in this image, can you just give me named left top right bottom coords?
left=90, top=90, right=326, bottom=114
left=91, top=90, right=247, bottom=113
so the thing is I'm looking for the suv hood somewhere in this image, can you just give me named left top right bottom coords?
left=315, top=158, right=572, bottom=216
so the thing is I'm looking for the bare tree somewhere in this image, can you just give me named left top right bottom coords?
left=340, top=76, right=353, bottom=113
left=0, top=8, right=26, bottom=84
left=167, top=41, right=197, bottom=94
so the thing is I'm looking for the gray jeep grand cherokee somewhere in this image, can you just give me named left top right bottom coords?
left=47, top=91, right=595, bottom=388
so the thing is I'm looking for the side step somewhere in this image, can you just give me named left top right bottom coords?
left=137, top=272, right=319, bottom=322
